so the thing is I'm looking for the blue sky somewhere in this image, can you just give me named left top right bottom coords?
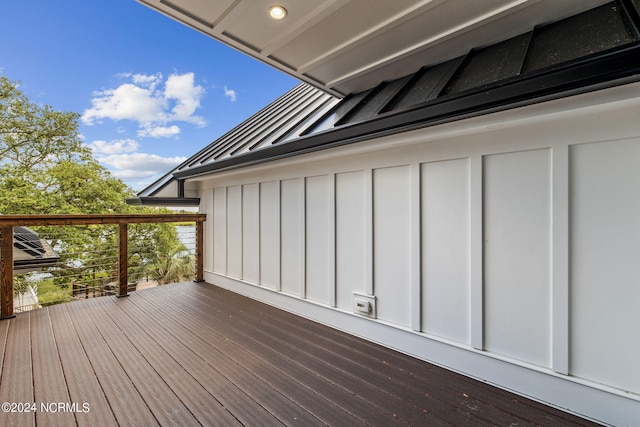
left=0, top=0, right=298, bottom=192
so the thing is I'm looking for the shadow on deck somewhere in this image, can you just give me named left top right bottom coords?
left=0, top=282, right=599, bottom=426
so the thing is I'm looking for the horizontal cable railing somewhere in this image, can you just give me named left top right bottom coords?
left=0, top=214, right=205, bottom=319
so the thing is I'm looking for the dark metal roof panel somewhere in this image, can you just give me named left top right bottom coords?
left=14, top=226, right=45, bottom=257
left=136, top=83, right=338, bottom=197
left=523, top=2, right=637, bottom=72
left=125, top=197, right=201, bottom=207
left=179, top=84, right=337, bottom=169
left=12, top=226, right=60, bottom=269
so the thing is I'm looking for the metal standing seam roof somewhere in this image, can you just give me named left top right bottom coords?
left=137, top=84, right=338, bottom=198
left=13, top=226, right=47, bottom=257
left=134, top=0, right=640, bottom=202
left=12, top=226, right=60, bottom=271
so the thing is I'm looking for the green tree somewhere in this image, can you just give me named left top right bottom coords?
left=0, top=75, right=133, bottom=214
left=128, top=221, right=195, bottom=284
left=146, top=245, right=194, bottom=285
left=0, top=159, right=135, bottom=214
left=1, top=76, right=192, bottom=300
left=0, top=76, right=89, bottom=171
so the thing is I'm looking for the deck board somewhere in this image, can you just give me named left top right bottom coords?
left=47, top=301, right=117, bottom=427
left=130, top=289, right=327, bottom=426
left=82, top=297, right=201, bottom=426
left=0, top=282, right=601, bottom=427
left=194, top=284, right=591, bottom=426
left=134, top=286, right=382, bottom=426
left=0, top=313, right=34, bottom=427
left=30, top=307, right=76, bottom=427
left=164, top=286, right=450, bottom=426
left=64, top=301, right=159, bottom=426
left=183, top=286, right=505, bottom=425
left=90, top=295, right=244, bottom=427
left=113, top=290, right=286, bottom=427
left=172, top=286, right=523, bottom=425
left=198, top=287, right=564, bottom=426
left=0, top=320, right=8, bottom=384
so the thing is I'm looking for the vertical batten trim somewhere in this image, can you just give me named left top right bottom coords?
left=411, top=163, right=422, bottom=332
left=329, top=174, right=337, bottom=307
left=240, top=185, right=244, bottom=280
left=275, top=181, right=282, bottom=292
left=470, top=155, right=484, bottom=350
left=301, top=178, right=307, bottom=299
left=224, top=187, right=228, bottom=275
left=224, top=186, right=229, bottom=275
left=257, top=183, right=262, bottom=286
left=364, top=169, right=374, bottom=295
left=210, top=188, right=217, bottom=271
left=552, top=144, right=570, bottom=374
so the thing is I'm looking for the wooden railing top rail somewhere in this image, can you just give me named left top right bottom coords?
left=0, top=213, right=206, bottom=227
left=1, top=213, right=206, bottom=319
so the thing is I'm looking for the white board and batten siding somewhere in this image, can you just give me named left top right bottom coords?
left=200, top=83, right=640, bottom=425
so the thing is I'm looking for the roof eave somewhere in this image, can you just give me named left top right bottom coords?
left=14, top=257, right=61, bottom=271
left=126, top=197, right=201, bottom=207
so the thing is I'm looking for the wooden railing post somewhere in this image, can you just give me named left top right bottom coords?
left=118, top=223, right=129, bottom=297
left=0, top=225, right=15, bottom=319
left=195, top=220, right=204, bottom=282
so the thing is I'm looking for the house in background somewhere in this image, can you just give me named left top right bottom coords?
left=13, top=226, right=59, bottom=275
left=12, top=226, right=59, bottom=311
left=132, top=1, right=640, bottom=424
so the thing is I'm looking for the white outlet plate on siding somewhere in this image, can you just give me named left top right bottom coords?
left=353, top=292, right=377, bottom=318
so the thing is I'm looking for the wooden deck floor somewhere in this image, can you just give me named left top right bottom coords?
left=0, top=282, right=599, bottom=427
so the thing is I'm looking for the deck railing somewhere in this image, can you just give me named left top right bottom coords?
left=0, top=213, right=206, bottom=319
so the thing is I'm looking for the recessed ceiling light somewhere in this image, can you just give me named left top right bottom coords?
left=269, top=5, right=287, bottom=20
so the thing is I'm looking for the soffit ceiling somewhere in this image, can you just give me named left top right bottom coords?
left=138, top=0, right=610, bottom=97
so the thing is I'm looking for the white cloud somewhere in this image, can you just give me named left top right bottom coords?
left=81, top=72, right=206, bottom=135
left=81, top=83, right=167, bottom=125
left=166, top=73, right=206, bottom=125
left=132, top=72, right=162, bottom=90
left=89, top=139, right=139, bottom=155
left=87, top=137, right=186, bottom=190
left=224, top=85, right=237, bottom=102
left=137, top=125, right=181, bottom=138
left=97, top=152, right=186, bottom=180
